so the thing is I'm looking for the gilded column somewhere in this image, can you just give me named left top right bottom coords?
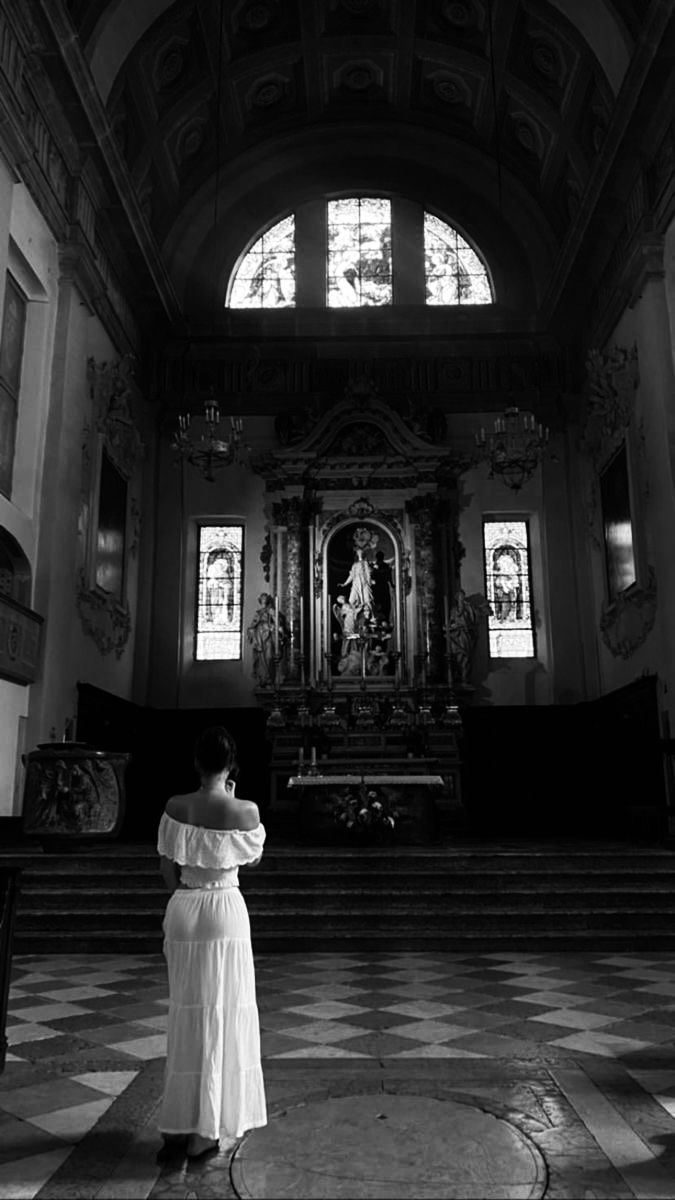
left=405, top=494, right=442, bottom=683
left=272, top=497, right=303, bottom=683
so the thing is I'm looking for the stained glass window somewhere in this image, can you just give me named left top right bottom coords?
left=424, top=213, right=492, bottom=305
left=229, top=216, right=295, bottom=308
left=483, top=520, right=535, bottom=658
left=327, top=198, right=392, bottom=307
left=195, top=525, right=244, bottom=661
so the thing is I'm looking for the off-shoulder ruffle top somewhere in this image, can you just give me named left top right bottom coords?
left=157, top=811, right=266, bottom=889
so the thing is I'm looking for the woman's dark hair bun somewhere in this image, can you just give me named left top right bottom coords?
left=194, top=725, right=237, bottom=776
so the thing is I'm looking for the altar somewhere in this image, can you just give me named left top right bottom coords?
left=247, top=379, right=482, bottom=826
left=287, top=772, right=445, bottom=845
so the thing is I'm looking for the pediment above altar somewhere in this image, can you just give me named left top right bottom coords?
left=256, top=379, right=466, bottom=489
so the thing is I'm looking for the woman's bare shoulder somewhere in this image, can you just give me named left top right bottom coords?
left=164, top=793, right=198, bottom=822
left=232, top=799, right=260, bottom=831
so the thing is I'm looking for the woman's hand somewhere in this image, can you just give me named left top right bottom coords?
left=159, top=854, right=180, bottom=894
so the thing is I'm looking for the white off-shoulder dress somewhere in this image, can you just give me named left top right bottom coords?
left=156, top=812, right=267, bottom=1141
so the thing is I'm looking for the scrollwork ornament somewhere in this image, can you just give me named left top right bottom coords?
left=599, top=567, right=657, bottom=659
left=260, top=531, right=272, bottom=583
left=87, top=355, right=145, bottom=480
left=583, top=344, right=639, bottom=458
left=76, top=570, right=131, bottom=659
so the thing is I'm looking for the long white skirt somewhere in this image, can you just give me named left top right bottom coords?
left=159, top=886, right=267, bottom=1140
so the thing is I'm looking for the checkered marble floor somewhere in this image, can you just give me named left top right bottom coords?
left=2, top=950, right=675, bottom=1197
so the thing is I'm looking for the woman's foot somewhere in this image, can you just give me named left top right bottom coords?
left=156, top=1134, right=187, bottom=1163
left=186, top=1134, right=219, bottom=1160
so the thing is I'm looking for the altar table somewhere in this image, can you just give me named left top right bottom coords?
left=287, top=773, right=445, bottom=844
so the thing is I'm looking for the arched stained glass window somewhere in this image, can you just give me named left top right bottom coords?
left=225, top=201, right=494, bottom=308
left=424, top=214, right=492, bottom=305
left=229, top=215, right=295, bottom=308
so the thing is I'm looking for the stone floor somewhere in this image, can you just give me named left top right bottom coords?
left=1, top=950, right=675, bottom=1197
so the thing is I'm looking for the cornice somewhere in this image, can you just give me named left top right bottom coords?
left=540, top=0, right=674, bottom=327
left=58, top=238, right=137, bottom=357
left=36, top=0, right=184, bottom=330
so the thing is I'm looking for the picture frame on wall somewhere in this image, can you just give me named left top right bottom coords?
left=599, top=439, right=638, bottom=603
left=94, top=445, right=128, bottom=602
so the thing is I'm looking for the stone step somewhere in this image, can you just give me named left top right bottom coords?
left=12, top=927, right=675, bottom=955
left=17, top=886, right=675, bottom=908
left=16, top=906, right=675, bottom=931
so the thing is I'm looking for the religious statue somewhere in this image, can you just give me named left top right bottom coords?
left=340, top=547, right=374, bottom=612
left=370, top=550, right=394, bottom=621
left=449, top=588, right=491, bottom=687
left=247, top=593, right=287, bottom=687
left=332, top=594, right=359, bottom=657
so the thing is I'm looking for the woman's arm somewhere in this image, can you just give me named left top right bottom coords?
left=241, top=853, right=262, bottom=869
left=159, top=854, right=181, bottom=894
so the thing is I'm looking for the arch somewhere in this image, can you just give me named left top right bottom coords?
left=169, top=123, right=550, bottom=317
left=545, top=0, right=631, bottom=94
left=321, top=514, right=403, bottom=682
left=0, top=526, right=31, bottom=607
left=87, top=0, right=174, bottom=103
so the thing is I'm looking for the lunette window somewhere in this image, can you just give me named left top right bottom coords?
left=227, top=199, right=492, bottom=309
left=483, top=519, right=535, bottom=658
left=195, top=524, right=244, bottom=661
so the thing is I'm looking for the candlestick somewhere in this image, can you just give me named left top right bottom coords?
left=310, top=746, right=316, bottom=767
left=443, top=593, right=450, bottom=652
left=299, top=597, right=305, bottom=686
left=298, top=746, right=304, bottom=773
left=273, top=594, right=279, bottom=658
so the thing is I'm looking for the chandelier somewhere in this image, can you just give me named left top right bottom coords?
left=171, top=389, right=248, bottom=482
left=475, top=406, right=549, bottom=492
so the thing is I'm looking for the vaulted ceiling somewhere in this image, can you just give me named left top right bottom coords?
left=55, top=0, right=670, bottom=331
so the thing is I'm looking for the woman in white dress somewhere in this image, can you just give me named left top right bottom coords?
left=157, top=726, right=267, bottom=1160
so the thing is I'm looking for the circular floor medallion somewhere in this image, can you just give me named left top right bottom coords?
left=231, top=1092, right=547, bottom=1199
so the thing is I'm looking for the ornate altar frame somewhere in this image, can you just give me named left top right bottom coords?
left=255, top=378, right=469, bottom=695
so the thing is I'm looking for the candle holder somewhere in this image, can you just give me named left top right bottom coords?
left=439, top=702, right=462, bottom=730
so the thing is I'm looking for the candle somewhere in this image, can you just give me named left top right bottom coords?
left=424, top=609, right=431, bottom=656
left=443, top=593, right=450, bottom=652
left=311, top=746, right=316, bottom=767
left=273, top=594, right=279, bottom=657
left=298, top=747, right=304, bottom=770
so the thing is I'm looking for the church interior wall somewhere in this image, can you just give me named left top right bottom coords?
left=581, top=275, right=675, bottom=737
left=147, top=422, right=272, bottom=709
left=0, top=152, right=151, bottom=816
left=457, top=464, right=553, bottom=706
left=0, top=164, right=59, bottom=817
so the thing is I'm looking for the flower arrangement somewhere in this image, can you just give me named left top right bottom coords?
left=332, top=781, right=400, bottom=838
